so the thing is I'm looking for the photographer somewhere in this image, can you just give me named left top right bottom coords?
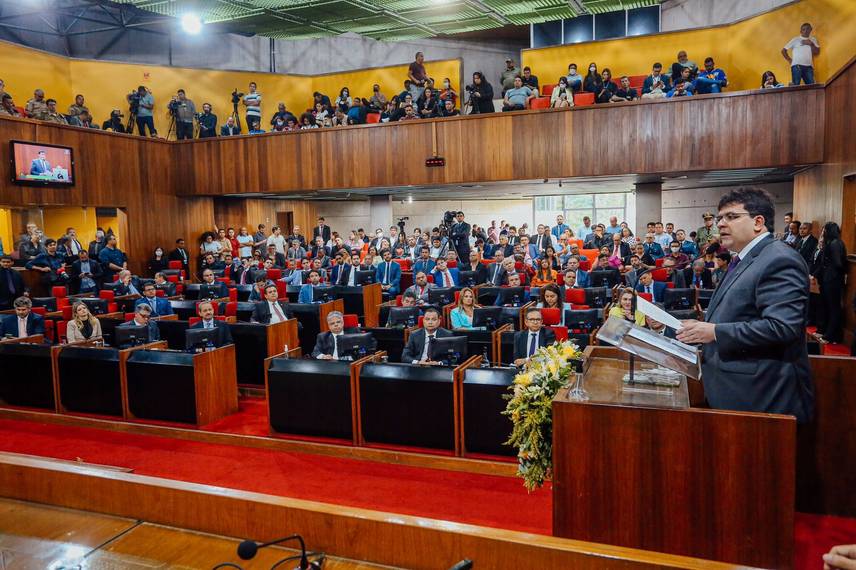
left=102, top=109, right=126, bottom=133
left=131, top=85, right=156, bottom=137
left=171, top=89, right=197, bottom=140
left=466, top=72, right=494, bottom=114
left=197, top=102, right=217, bottom=138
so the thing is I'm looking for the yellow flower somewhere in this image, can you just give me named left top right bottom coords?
left=514, top=373, right=532, bottom=387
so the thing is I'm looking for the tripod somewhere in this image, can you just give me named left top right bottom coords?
left=231, top=102, right=242, bottom=131
left=166, top=112, right=176, bottom=141
left=126, top=108, right=137, bottom=134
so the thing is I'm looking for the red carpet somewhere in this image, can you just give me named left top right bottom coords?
left=0, top=416, right=852, bottom=568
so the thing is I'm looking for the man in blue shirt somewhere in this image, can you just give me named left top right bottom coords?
left=501, top=77, right=534, bottom=112
left=134, top=283, right=174, bottom=317
left=675, top=229, right=699, bottom=258
left=133, top=86, right=157, bottom=137
left=667, top=68, right=694, bottom=98
left=298, top=269, right=323, bottom=303
left=694, top=57, right=727, bottom=95
left=577, top=216, right=593, bottom=242
left=551, top=215, right=569, bottom=240
left=604, top=216, right=622, bottom=235
left=375, top=249, right=401, bottom=297
left=98, top=235, right=127, bottom=282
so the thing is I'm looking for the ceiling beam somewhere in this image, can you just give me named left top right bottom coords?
left=342, top=0, right=441, bottom=36
left=214, top=0, right=347, bottom=36
left=567, top=0, right=589, bottom=15
left=462, top=0, right=511, bottom=25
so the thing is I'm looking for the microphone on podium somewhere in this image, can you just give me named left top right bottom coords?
left=237, top=534, right=320, bottom=569
left=448, top=560, right=474, bottom=570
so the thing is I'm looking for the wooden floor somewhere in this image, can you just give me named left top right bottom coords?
left=0, top=498, right=394, bottom=569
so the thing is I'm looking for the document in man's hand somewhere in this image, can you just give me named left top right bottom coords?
left=636, top=295, right=684, bottom=331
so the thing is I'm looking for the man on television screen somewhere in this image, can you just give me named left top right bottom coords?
left=29, top=150, right=51, bottom=176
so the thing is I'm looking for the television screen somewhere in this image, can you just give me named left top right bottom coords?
left=10, top=140, right=75, bottom=187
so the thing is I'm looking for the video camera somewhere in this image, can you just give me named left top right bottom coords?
left=231, top=88, right=244, bottom=108
left=127, top=91, right=141, bottom=114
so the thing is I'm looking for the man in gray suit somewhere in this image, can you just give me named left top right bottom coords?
left=677, top=187, right=813, bottom=423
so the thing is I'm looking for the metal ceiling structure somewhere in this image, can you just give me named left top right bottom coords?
left=104, top=0, right=661, bottom=41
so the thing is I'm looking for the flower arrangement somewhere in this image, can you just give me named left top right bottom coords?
left=503, top=340, right=583, bottom=491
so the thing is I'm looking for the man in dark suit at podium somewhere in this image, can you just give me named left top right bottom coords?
left=189, top=301, right=232, bottom=347
left=0, top=296, right=44, bottom=338
left=677, top=187, right=814, bottom=423
left=513, top=307, right=556, bottom=367
left=251, top=284, right=296, bottom=325
left=401, top=307, right=454, bottom=364
left=311, top=311, right=373, bottom=359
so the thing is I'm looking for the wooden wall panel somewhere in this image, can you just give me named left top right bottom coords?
left=214, top=198, right=316, bottom=235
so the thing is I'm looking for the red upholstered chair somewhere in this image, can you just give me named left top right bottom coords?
left=530, top=97, right=551, bottom=110
left=56, top=321, right=67, bottom=344
left=637, top=292, right=653, bottom=302
left=579, top=260, right=591, bottom=271
left=426, top=274, right=435, bottom=283
left=108, top=302, right=118, bottom=313
left=395, top=295, right=403, bottom=306
left=124, top=313, right=135, bottom=321
left=480, top=259, right=492, bottom=266
left=343, top=314, right=360, bottom=329
left=655, top=258, right=665, bottom=267
left=227, top=288, right=237, bottom=302
left=195, top=301, right=222, bottom=316
left=166, top=275, right=179, bottom=283
left=580, top=249, right=599, bottom=261
left=31, top=306, right=47, bottom=316
left=216, top=277, right=230, bottom=284
left=569, top=304, right=590, bottom=310
left=652, top=269, right=669, bottom=282
left=56, top=297, right=71, bottom=309
left=275, top=281, right=286, bottom=299
left=666, top=282, right=675, bottom=289
left=542, top=84, right=555, bottom=97
left=453, top=290, right=461, bottom=303
left=155, top=289, right=166, bottom=297
left=574, top=92, right=595, bottom=106
left=417, top=315, right=424, bottom=328
left=514, top=261, right=524, bottom=272
left=168, top=261, right=183, bottom=270
left=99, top=290, right=115, bottom=300
left=366, top=113, right=381, bottom=124
left=223, top=302, right=238, bottom=317
left=556, top=273, right=565, bottom=286
left=61, top=306, right=73, bottom=321
left=569, top=239, right=584, bottom=249
left=447, top=260, right=457, bottom=268
left=393, top=258, right=411, bottom=271
left=565, top=288, right=586, bottom=305
left=43, top=319, right=54, bottom=342
left=540, top=308, right=561, bottom=326
left=548, top=325, right=568, bottom=342
left=52, top=286, right=67, bottom=298
left=267, top=269, right=282, bottom=280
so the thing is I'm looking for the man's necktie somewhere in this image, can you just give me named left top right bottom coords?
left=728, top=255, right=741, bottom=271
left=273, top=302, right=286, bottom=321
left=528, top=332, right=538, bottom=356
left=149, top=299, right=158, bottom=317
left=444, top=271, right=451, bottom=287
left=646, top=285, right=652, bottom=295
left=426, top=334, right=435, bottom=360
left=384, top=263, right=389, bottom=285
left=332, top=333, right=338, bottom=358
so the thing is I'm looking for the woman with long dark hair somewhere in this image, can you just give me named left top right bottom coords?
left=583, top=62, right=602, bottom=94
left=467, top=71, right=494, bottom=114
left=812, top=222, right=847, bottom=343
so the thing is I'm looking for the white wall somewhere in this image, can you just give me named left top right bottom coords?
left=660, top=0, right=795, bottom=31
left=661, top=182, right=793, bottom=234
left=313, top=200, right=373, bottom=236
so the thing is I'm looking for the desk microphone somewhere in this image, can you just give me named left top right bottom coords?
left=237, top=534, right=318, bottom=569
left=449, top=560, right=474, bottom=570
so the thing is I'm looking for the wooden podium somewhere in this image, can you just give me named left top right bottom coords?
left=551, top=346, right=796, bottom=569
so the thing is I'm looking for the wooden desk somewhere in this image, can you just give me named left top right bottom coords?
left=0, top=336, right=60, bottom=411
left=552, top=346, right=795, bottom=569
left=459, top=366, right=517, bottom=457
left=228, top=319, right=298, bottom=386
left=56, top=341, right=166, bottom=418
left=491, top=324, right=513, bottom=366
left=358, top=283, right=382, bottom=328
left=125, top=344, right=238, bottom=425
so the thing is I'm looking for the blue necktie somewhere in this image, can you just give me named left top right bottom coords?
left=528, top=332, right=538, bottom=356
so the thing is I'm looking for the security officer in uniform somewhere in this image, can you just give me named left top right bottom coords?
left=695, top=211, right=720, bottom=250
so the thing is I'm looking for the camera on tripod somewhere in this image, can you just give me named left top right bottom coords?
left=126, top=91, right=141, bottom=114
left=231, top=89, right=244, bottom=106
left=167, top=98, right=180, bottom=115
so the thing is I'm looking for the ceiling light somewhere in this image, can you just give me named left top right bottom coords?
left=181, top=13, right=203, bottom=35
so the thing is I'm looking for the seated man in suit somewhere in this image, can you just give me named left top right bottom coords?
left=635, top=271, right=667, bottom=303
left=118, top=303, right=160, bottom=341
left=623, top=255, right=648, bottom=289
left=153, top=272, right=177, bottom=296
left=627, top=243, right=655, bottom=268
left=232, top=258, right=254, bottom=286
left=134, top=282, right=174, bottom=317
left=248, top=275, right=271, bottom=302
left=460, top=250, right=488, bottom=285
left=412, top=247, right=436, bottom=276
left=251, top=283, right=297, bottom=326
left=386, top=290, right=423, bottom=326
left=114, top=269, right=143, bottom=296
left=683, top=259, right=713, bottom=289
left=281, top=259, right=310, bottom=286
left=513, top=307, right=557, bottom=367
left=200, top=253, right=226, bottom=273
left=484, top=251, right=508, bottom=286
left=375, top=249, right=402, bottom=297
left=0, top=296, right=45, bottom=339
left=190, top=300, right=232, bottom=347
left=403, top=271, right=435, bottom=305
left=199, top=268, right=230, bottom=299
left=401, top=307, right=455, bottom=365
left=494, top=272, right=529, bottom=307
left=589, top=254, right=622, bottom=288
left=330, top=250, right=357, bottom=286
left=565, top=256, right=589, bottom=288
left=646, top=315, right=678, bottom=339
left=297, top=269, right=323, bottom=303
left=608, top=232, right=631, bottom=261
left=311, top=310, right=375, bottom=360
left=69, top=249, right=103, bottom=294
left=264, top=244, right=287, bottom=269
left=430, top=258, right=459, bottom=288
left=661, top=257, right=687, bottom=288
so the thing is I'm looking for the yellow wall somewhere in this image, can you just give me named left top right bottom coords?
left=0, top=208, right=12, bottom=256
left=96, top=213, right=120, bottom=248
left=522, top=0, right=856, bottom=91
left=0, top=38, right=460, bottom=135
left=41, top=207, right=98, bottom=248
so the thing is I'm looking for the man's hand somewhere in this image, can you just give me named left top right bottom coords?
left=513, top=357, right=527, bottom=367
left=801, top=38, right=813, bottom=46
left=824, top=545, right=856, bottom=570
left=319, top=354, right=335, bottom=360
left=676, top=320, right=716, bottom=344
